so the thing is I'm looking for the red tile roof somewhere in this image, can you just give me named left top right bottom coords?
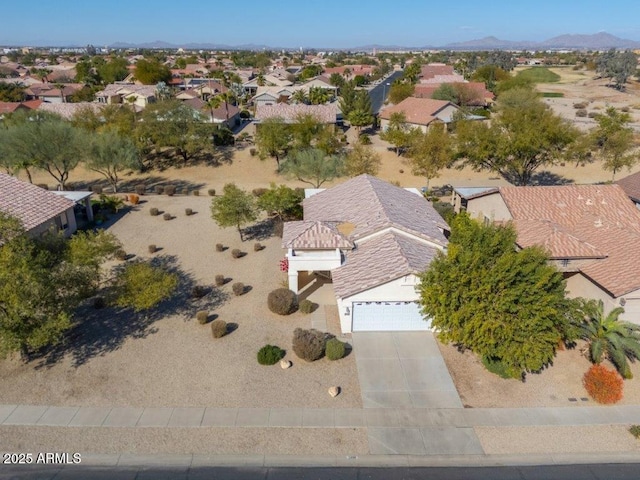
left=499, top=185, right=640, bottom=296
left=282, top=221, right=354, bottom=249
left=0, top=173, right=74, bottom=232
left=379, top=97, right=454, bottom=126
left=419, top=64, right=455, bottom=80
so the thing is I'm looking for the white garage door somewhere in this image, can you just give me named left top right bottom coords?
left=352, top=301, right=431, bottom=331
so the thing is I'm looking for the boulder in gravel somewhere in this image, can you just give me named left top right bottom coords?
left=328, top=386, right=340, bottom=397
left=280, top=359, right=292, bottom=369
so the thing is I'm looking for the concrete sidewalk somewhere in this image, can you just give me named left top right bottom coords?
left=2, top=404, right=640, bottom=429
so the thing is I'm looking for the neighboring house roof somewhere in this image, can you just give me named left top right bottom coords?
left=419, top=64, right=455, bottom=80
left=332, top=231, right=439, bottom=298
left=453, top=186, right=499, bottom=200
left=282, top=221, right=354, bottom=249
left=498, top=185, right=640, bottom=297
left=379, top=97, right=457, bottom=126
left=255, top=103, right=337, bottom=124
left=0, top=99, right=42, bottom=114
left=38, top=102, right=101, bottom=119
left=616, top=170, right=640, bottom=203
left=0, top=173, right=74, bottom=233
left=303, top=175, right=448, bottom=246
left=419, top=74, right=465, bottom=84
left=413, top=82, right=494, bottom=106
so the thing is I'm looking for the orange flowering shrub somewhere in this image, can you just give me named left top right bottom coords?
left=583, top=364, right=624, bottom=404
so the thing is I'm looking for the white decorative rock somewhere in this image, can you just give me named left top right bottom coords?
left=280, top=359, right=292, bottom=369
left=328, top=386, right=340, bottom=397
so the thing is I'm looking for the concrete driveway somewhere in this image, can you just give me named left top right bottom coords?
left=352, top=332, right=463, bottom=409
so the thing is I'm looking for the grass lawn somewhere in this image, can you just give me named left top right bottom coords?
left=517, top=67, right=561, bottom=83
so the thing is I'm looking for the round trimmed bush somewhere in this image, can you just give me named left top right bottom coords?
left=299, top=299, right=315, bottom=314
left=193, top=190, right=200, bottom=196
left=154, top=185, right=164, bottom=195
left=208, top=189, right=216, bottom=196
left=128, top=193, right=140, bottom=205
left=257, top=345, right=285, bottom=365
left=191, top=285, right=207, bottom=299
left=292, top=328, right=325, bottom=362
left=268, top=288, right=298, bottom=315
left=583, top=364, right=624, bottom=404
left=215, top=243, right=224, bottom=252
left=148, top=244, right=157, bottom=254
left=135, top=184, right=146, bottom=195
left=114, top=248, right=128, bottom=261
left=185, top=208, right=193, bottom=216
left=325, top=337, right=346, bottom=361
left=163, top=213, right=172, bottom=221
left=196, top=310, right=209, bottom=324
left=231, top=248, right=242, bottom=258
left=232, top=282, right=245, bottom=296
left=211, top=319, right=227, bottom=338
left=575, top=109, right=587, bottom=117
left=254, top=242, right=263, bottom=252
left=150, top=208, right=159, bottom=216
left=164, top=185, right=176, bottom=196
left=215, top=274, right=225, bottom=286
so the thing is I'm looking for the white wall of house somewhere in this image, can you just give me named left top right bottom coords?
left=287, top=248, right=342, bottom=292
left=27, top=207, right=78, bottom=238
left=336, top=275, right=421, bottom=333
left=565, top=273, right=640, bottom=325
left=466, top=193, right=512, bottom=222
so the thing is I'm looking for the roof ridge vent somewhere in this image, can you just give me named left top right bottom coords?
left=594, top=219, right=603, bottom=228
left=586, top=198, right=593, bottom=206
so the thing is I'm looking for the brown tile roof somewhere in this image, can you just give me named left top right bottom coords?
left=499, top=185, right=640, bottom=296
left=38, top=102, right=101, bottom=120
left=413, top=82, right=494, bottom=106
left=616, top=170, right=640, bottom=202
left=255, top=103, right=337, bottom=124
left=419, top=64, right=455, bottom=80
left=0, top=173, right=74, bottom=232
left=303, top=175, right=448, bottom=246
left=379, top=97, right=454, bottom=126
left=332, top=231, right=440, bottom=298
left=0, top=100, right=42, bottom=114
left=282, top=221, right=354, bottom=249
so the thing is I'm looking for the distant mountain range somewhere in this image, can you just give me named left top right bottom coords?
left=4, top=32, right=639, bottom=51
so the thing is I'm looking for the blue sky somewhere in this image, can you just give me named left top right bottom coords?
left=1, top=0, right=639, bottom=47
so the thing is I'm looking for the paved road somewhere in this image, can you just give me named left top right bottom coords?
left=368, top=70, right=404, bottom=113
left=3, top=463, right=640, bottom=480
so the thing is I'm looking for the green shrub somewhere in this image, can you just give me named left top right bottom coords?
left=135, top=184, right=146, bottom=195
left=250, top=148, right=257, bottom=156
left=164, top=185, right=176, bottom=196
left=148, top=244, right=156, bottom=254
left=114, top=248, right=128, bottom=261
left=154, top=185, right=165, bottom=195
left=254, top=242, right=263, bottom=252
left=150, top=208, right=159, bottom=216
left=114, top=262, right=178, bottom=312
left=252, top=188, right=268, bottom=197
left=481, top=356, right=522, bottom=379
left=257, top=344, right=285, bottom=365
left=232, top=282, right=245, bottom=296
left=268, top=288, right=298, bottom=315
left=211, top=319, right=227, bottom=338
left=193, top=190, right=200, bottom=196
left=215, top=274, right=225, bottom=286
left=196, top=310, right=209, bottom=324
left=98, top=194, right=124, bottom=213
left=359, top=134, right=371, bottom=145
left=299, top=299, right=315, bottom=314
left=292, top=328, right=325, bottom=362
left=573, top=102, right=588, bottom=109
left=325, top=337, right=346, bottom=361
left=208, top=189, right=216, bottom=196
left=215, top=243, right=224, bottom=252
left=629, top=425, right=640, bottom=439
left=231, top=248, right=242, bottom=258
left=163, top=213, right=172, bottom=221
left=91, top=185, right=103, bottom=194
left=185, top=208, right=193, bottom=216
left=575, top=109, right=587, bottom=117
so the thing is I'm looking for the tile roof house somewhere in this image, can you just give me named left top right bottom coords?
left=455, top=184, right=640, bottom=323
left=0, top=173, right=79, bottom=238
left=255, top=103, right=337, bottom=124
left=413, top=82, right=495, bottom=107
left=282, top=175, right=449, bottom=332
left=616, top=170, right=640, bottom=207
left=379, top=97, right=462, bottom=132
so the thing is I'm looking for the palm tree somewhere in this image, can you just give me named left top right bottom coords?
left=291, top=89, right=308, bottom=104
left=579, top=300, right=640, bottom=379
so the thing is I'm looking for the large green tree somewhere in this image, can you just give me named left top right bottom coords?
left=255, top=117, right=292, bottom=167
left=1, top=112, right=86, bottom=188
left=257, top=183, right=304, bottom=221
left=0, top=214, right=120, bottom=358
left=380, top=112, right=411, bottom=155
left=388, top=81, right=415, bottom=105
left=407, top=125, right=453, bottom=189
left=592, top=106, right=637, bottom=180
left=455, top=93, right=579, bottom=185
left=85, top=129, right=141, bottom=192
left=280, top=148, right=344, bottom=188
left=344, top=142, right=381, bottom=177
left=210, top=183, right=258, bottom=241
left=419, top=213, right=577, bottom=378
left=579, top=300, right=640, bottom=379
left=432, top=82, right=482, bottom=107
left=0, top=82, right=26, bottom=102
left=596, top=49, right=638, bottom=90
left=134, top=59, right=171, bottom=85
left=114, top=262, right=178, bottom=312
left=138, top=100, right=214, bottom=164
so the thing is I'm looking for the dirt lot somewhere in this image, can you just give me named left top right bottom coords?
left=0, top=195, right=362, bottom=409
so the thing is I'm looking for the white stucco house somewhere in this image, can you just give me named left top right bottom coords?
left=282, top=175, right=449, bottom=333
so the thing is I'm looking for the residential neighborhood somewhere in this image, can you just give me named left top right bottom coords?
left=2, top=7, right=640, bottom=477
